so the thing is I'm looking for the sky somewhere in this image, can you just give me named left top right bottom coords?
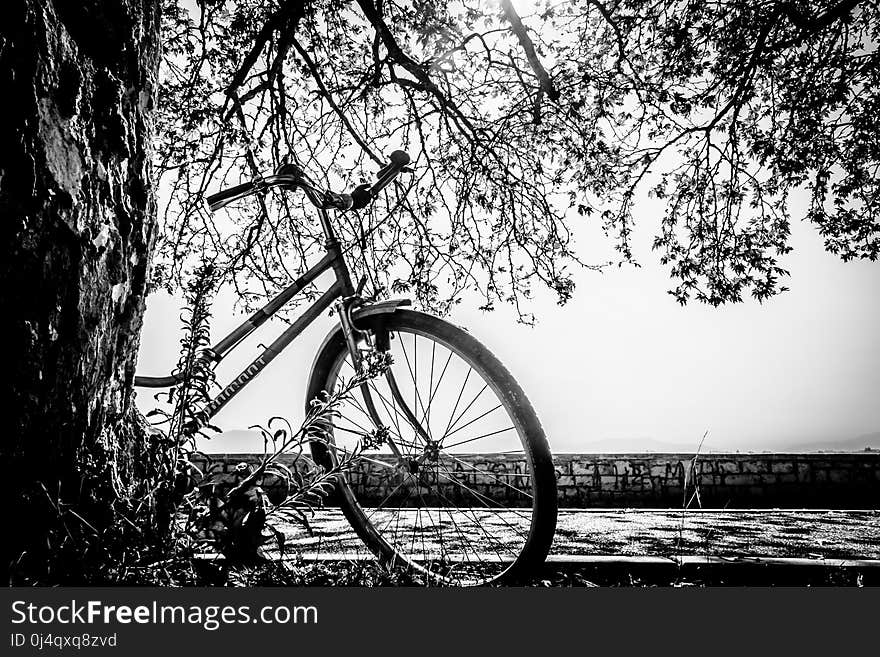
left=136, top=185, right=880, bottom=454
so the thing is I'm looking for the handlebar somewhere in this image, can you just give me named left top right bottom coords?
left=204, top=150, right=411, bottom=213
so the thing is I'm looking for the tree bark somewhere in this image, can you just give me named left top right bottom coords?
left=0, top=0, right=161, bottom=582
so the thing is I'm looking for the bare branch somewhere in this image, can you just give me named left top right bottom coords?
left=499, top=0, right=559, bottom=104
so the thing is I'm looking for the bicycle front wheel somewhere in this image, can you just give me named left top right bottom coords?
left=306, top=310, right=556, bottom=585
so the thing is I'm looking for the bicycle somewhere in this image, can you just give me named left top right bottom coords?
left=136, top=151, right=557, bottom=585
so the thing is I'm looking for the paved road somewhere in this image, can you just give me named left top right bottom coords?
left=271, top=509, right=880, bottom=561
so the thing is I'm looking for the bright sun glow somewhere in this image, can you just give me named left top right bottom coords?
left=489, top=0, right=542, bottom=17
left=508, top=0, right=541, bottom=15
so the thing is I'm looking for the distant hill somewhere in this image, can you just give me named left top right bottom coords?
left=572, top=434, right=880, bottom=454
left=559, top=436, right=725, bottom=454
left=196, top=429, right=880, bottom=455
left=783, top=432, right=880, bottom=453
left=557, top=432, right=880, bottom=454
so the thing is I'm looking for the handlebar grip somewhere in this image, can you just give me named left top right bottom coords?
left=205, top=181, right=256, bottom=212
left=370, top=150, right=411, bottom=198
left=376, top=150, right=411, bottom=178
left=389, top=149, right=411, bottom=167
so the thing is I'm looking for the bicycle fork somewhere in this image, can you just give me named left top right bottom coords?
left=336, top=298, right=434, bottom=472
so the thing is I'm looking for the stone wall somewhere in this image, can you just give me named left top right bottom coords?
left=190, top=452, right=880, bottom=509
left=550, top=453, right=880, bottom=508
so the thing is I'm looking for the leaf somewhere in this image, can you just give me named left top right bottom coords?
left=270, top=526, right=286, bottom=557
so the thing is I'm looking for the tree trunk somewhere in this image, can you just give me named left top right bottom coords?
left=0, top=0, right=161, bottom=583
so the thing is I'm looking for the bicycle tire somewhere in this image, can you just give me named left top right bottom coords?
left=306, top=309, right=556, bottom=585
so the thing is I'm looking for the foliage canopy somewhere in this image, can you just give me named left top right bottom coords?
left=158, top=0, right=879, bottom=318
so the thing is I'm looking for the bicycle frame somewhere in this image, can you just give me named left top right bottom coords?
left=136, top=166, right=428, bottom=466
left=135, top=206, right=359, bottom=426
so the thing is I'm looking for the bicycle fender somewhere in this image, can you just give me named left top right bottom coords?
left=308, top=298, right=411, bottom=380
left=351, top=297, right=412, bottom=322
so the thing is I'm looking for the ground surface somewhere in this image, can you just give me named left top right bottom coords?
left=272, top=509, right=880, bottom=561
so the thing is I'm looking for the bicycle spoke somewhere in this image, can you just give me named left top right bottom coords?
left=442, top=367, right=472, bottom=437
left=427, top=340, right=436, bottom=434
left=443, top=385, right=490, bottom=439
left=367, top=474, right=415, bottom=520
left=341, top=361, right=410, bottom=450
left=418, top=348, right=453, bottom=431
left=427, top=475, right=516, bottom=561
left=443, top=452, right=534, bottom=500
left=434, top=467, right=533, bottom=528
left=397, top=332, right=432, bottom=439
left=443, top=424, right=516, bottom=450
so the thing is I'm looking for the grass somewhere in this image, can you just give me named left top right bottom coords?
left=112, top=553, right=877, bottom=587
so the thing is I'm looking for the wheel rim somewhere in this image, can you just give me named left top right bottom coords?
left=321, top=322, right=540, bottom=586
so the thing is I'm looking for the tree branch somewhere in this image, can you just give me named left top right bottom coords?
left=355, top=0, right=480, bottom=139
left=225, top=0, right=308, bottom=94
left=499, top=0, right=559, bottom=103
left=291, top=38, right=383, bottom=164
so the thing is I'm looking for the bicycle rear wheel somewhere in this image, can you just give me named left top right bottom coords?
left=306, top=310, right=556, bottom=585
